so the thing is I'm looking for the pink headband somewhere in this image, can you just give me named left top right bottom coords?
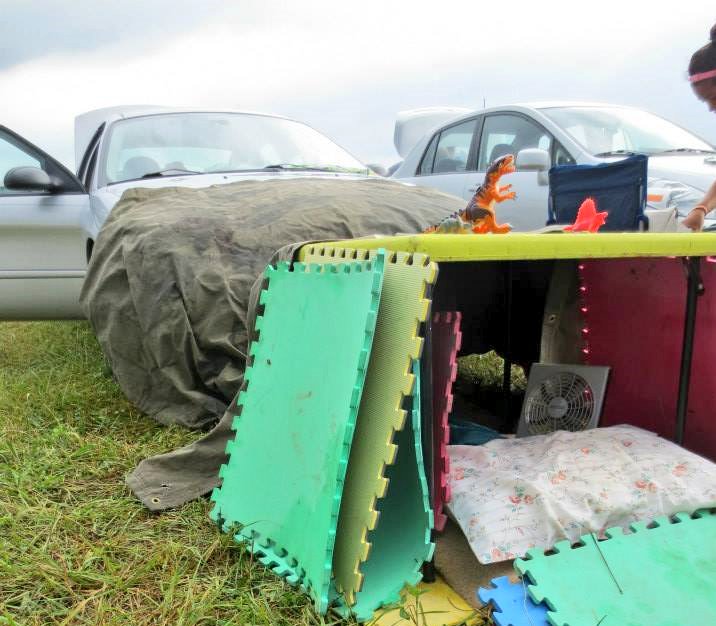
left=690, top=68, right=716, bottom=83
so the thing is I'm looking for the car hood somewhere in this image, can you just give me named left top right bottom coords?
left=88, top=170, right=387, bottom=237
left=647, top=154, right=716, bottom=192
left=100, top=169, right=372, bottom=197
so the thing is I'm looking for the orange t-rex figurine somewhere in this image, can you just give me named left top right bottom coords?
left=468, top=154, right=517, bottom=234
left=424, top=154, right=517, bottom=234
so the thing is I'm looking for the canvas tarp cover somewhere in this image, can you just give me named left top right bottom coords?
left=79, top=176, right=462, bottom=510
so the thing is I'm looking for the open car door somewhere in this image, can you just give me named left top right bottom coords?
left=0, top=126, right=90, bottom=319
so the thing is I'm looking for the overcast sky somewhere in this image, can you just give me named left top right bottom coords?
left=1, top=0, right=714, bottom=168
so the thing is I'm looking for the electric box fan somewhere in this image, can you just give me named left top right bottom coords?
left=517, top=364, right=610, bottom=437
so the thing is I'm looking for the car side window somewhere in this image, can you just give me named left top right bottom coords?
left=418, top=133, right=439, bottom=175
left=77, top=123, right=105, bottom=190
left=431, top=119, right=477, bottom=174
left=478, top=114, right=553, bottom=170
left=83, top=144, right=99, bottom=189
left=0, top=131, right=43, bottom=196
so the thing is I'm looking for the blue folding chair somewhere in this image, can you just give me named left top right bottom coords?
left=547, top=154, right=649, bottom=231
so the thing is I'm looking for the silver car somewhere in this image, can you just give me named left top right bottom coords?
left=392, top=102, right=716, bottom=230
left=0, top=106, right=372, bottom=319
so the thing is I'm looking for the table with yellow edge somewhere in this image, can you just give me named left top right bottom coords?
left=298, top=232, right=716, bottom=626
left=299, top=232, right=716, bottom=264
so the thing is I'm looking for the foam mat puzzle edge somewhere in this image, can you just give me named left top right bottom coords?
left=431, top=311, right=462, bottom=531
left=302, top=244, right=437, bottom=606
left=477, top=576, right=548, bottom=626
left=356, top=360, right=436, bottom=620
left=514, top=509, right=716, bottom=626
left=209, top=255, right=385, bottom=613
left=331, top=359, right=436, bottom=622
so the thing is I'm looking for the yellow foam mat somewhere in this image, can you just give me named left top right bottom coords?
left=368, top=577, right=481, bottom=626
left=302, top=245, right=437, bottom=605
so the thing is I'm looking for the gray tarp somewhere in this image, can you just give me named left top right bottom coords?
left=80, top=177, right=462, bottom=510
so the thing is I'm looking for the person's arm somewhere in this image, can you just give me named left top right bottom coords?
left=682, top=180, right=716, bottom=231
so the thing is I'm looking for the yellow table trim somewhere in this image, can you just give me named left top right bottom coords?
left=299, top=233, right=716, bottom=263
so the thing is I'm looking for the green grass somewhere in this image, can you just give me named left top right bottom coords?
left=457, top=352, right=527, bottom=392
left=0, top=322, right=492, bottom=626
left=0, top=322, right=351, bottom=626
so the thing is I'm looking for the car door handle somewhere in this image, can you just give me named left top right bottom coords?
left=468, top=186, right=478, bottom=193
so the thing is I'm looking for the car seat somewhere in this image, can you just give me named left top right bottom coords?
left=434, top=157, right=463, bottom=173
left=488, top=143, right=515, bottom=165
left=433, top=147, right=463, bottom=173
left=120, top=156, right=160, bottom=181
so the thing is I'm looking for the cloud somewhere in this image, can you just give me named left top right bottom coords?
left=1, top=0, right=714, bottom=166
left=0, top=0, right=219, bottom=71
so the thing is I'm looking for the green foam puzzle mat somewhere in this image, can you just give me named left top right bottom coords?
left=514, top=509, right=716, bottom=626
left=344, top=360, right=435, bottom=621
left=209, top=255, right=384, bottom=613
left=302, top=245, right=438, bottom=605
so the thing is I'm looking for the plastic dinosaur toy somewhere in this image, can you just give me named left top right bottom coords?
left=564, top=197, right=608, bottom=233
left=424, top=154, right=517, bottom=234
left=421, top=212, right=472, bottom=234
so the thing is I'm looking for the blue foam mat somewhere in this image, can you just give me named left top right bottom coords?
left=478, top=576, right=548, bottom=626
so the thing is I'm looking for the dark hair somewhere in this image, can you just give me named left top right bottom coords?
left=689, top=24, right=716, bottom=79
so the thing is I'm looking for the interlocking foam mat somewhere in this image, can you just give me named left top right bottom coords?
left=343, top=360, right=434, bottom=621
left=431, top=311, right=462, bottom=531
left=209, top=256, right=384, bottom=613
left=302, top=245, right=438, bottom=606
left=515, top=510, right=716, bottom=626
left=369, top=576, right=480, bottom=626
left=478, top=576, right=548, bottom=626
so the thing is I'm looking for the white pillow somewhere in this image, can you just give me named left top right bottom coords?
left=447, top=425, right=716, bottom=564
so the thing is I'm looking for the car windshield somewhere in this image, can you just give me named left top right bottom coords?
left=100, top=112, right=368, bottom=185
left=541, top=106, right=715, bottom=157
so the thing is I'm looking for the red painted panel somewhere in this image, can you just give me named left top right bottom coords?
left=580, top=258, right=716, bottom=460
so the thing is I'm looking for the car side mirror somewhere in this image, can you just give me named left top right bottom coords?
left=516, top=148, right=551, bottom=186
left=4, top=166, right=55, bottom=192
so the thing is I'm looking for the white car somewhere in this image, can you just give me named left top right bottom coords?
left=391, top=102, right=716, bottom=230
left=0, top=106, right=373, bottom=319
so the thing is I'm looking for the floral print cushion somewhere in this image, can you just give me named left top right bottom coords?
left=447, top=425, right=716, bottom=564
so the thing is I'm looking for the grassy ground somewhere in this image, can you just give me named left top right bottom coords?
left=457, top=352, right=527, bottom=392
left=0, top=322, right=350, bottom=626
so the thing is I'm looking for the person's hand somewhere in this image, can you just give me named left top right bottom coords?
left=682, top=206, right=707, bottom=232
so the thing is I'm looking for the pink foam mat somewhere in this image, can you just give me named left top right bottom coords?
left=579, top=258, right=716, bottom=460
left=431, top=311, right=462, bottom=531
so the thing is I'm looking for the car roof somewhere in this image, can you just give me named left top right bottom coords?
left=74, top=105, right=288, bottom=170
left=443, top=101, right=638, bottom=124
left=516, top=101, right=636, bottom=110
left=430, top=101, right=640, bottom=135
left=427, top=101, right=642, bottom=138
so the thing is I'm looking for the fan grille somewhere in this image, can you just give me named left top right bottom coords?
left=523, top=372, right=594, bottom=434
